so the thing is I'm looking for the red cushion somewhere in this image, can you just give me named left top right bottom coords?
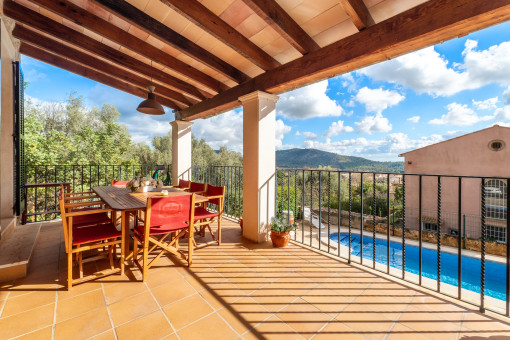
left=70, top=208, right=110, bottom=228
left=111, top=180, right=130, bottom=186
left=73, top=223, right=121, bottom=245
left=135, top=222, right=189, bottom=236
left=193, top=207, right=220, bottom=220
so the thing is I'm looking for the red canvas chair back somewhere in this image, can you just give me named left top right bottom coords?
left=111, top=180, right=130, bottom=186
left=147, top=195, right=193, bottom=230
left=189, top=181, right=206, bottom=193
left=178, top=179, right=191, bottom=189
left=205, top=184, right=225, bottom=207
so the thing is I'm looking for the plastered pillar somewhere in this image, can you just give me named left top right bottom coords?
left=240, top=91, right=279, bottom=243
left=170, top=120, right=193, bottom=185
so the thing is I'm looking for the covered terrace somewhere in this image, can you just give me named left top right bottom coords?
left=1, top=0, right=510, bottom=338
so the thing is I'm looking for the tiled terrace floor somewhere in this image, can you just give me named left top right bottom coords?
left=1, top=220, right=510, bottom=340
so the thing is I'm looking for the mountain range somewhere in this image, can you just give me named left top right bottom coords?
left=276, top=148, right=404, bottom=172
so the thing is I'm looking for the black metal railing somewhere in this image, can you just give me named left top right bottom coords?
left=24, top=164, right=510, bottom=316
left=25, top=164, right=171, bottom=222
left=191, top=165, right=242, bottom=221
left=24, top=164, right=244, bottom=223
left=275, top=168, right=509, bottom=317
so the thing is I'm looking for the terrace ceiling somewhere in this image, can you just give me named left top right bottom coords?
left=4, top=0, right=510, bottom=120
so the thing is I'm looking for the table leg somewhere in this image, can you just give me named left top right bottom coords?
left=120, top=210, right=128, bottom=275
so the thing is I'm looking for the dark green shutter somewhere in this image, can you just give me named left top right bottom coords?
left=13, top=61, right=25, bottom=216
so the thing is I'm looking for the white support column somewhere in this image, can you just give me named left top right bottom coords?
left=240, top=91, right=279, bottom=243
left=170, top=120, right=193, bottom=185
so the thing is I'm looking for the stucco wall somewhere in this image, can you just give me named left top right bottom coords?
left=402, top=126, right=509, bottom=239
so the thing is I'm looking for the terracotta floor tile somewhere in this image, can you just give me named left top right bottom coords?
left=162, top=293, right=214, bottom=330
left=177, top=313, right=238, bottom=340
left=242, top=315, right=304, bottom=340
left=144, top=268, right=183, bottom=289
left=56, top=280, right=103, bottom=301
left=218, top=297, right=272, bottom=334
left=56, top=289, right=106, bottom=322
left=151, top=278, right=197, bottom=307
left=54, top=307, right=111, bottom=340
left=89, top=330, right=117, bottom=340
left=0, top=303, right=55, bottom=339
left=109, top=291, right=159, bottom=326
left=313, top=321, right=365, bottom=340
left=13, top=326, right=53, bottom=340
left=9, top=221, right=510, bottom=340
left=275, top=298, right=333, bottom=338
left=103, top=281, right=148, bottom=304
left=1, top=290, right=55, bottom=316
left=384, top=323, right=429, bottom=340
left=115, top=310, right=174, bottom=340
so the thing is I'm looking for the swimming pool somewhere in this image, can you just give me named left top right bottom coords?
left=330, top=232, right=506, bottom=301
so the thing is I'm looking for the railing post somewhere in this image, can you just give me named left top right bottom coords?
left=458, top=177, right=462, bottom=300
left=480, top=178, right=486, bottom=313
left=348, top=172, right=352, bottom=264
left=402, top=174, right=406, bottom=280
left=437, top=175, right=442, bottom=292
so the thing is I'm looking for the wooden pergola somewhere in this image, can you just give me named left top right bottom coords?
left=4, top=0, right=510, bottom=121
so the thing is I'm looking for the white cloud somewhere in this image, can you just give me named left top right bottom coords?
left=276, top=80, right=344, bottom=119
left=494, top=106, right=510, bottom=121
left=355, top=87, right=404, bottom=114
left=355, top=113, right=392, bottom=134
left=296, top=131, right=318, bottom=140
left=429, top=103, right=492, bottom=126
left=503, top=85, right=510, bottom=105
left=407, top=116, right=420, bottom=123
left=275, top=119, right=292, bottom=148
left=472, top=97, right=498, bottom=110
left=192, top=110, right=243, bottom=151
left=359, top=40, right=510, bottom=97
left=324, top=120, right=353, bottom=137
left=24, top=68, right=46, bottom=82
left=301, top=132, right=461, bottom=161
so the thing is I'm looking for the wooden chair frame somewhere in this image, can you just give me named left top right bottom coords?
left=60, top=200, right=121, bottom=289
left=193, top=186, right=225, bottom=249
left=186, top=181, right=207, bottom=195
left=133, top=195, right=195, bottom=281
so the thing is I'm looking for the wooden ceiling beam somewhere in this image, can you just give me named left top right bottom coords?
left=27, top=0, right=227, bottom=93
left=20, top=43, right=180, bottom=110
left=160, top=0, right=280, bottom=71
left=178, top=0, right=510, bottom=120
left=13, top=25, right=194, bottom=107
left=3, top=1, right=209, bottom=100
left=93, top=0, right=250, bottom=84
left=241, top=0, right=320, bottom=55
left=338, top=0, right=375, bottom=30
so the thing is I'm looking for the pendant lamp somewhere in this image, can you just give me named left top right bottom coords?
left=136, top=85, right=165, bottom=115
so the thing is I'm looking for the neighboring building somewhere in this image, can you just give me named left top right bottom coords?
left=399, top=125, right=509, bottom=242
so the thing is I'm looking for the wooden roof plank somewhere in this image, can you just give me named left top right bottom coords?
left=160, top=0, right=280, bottom=71
left=93, top=0, right=251, bottom=84
left=4, top=0, right=209, bottom=100
left=241, top=0, right=320, bottom=54
left=19, top=42, right=180, bottom=109
left=338, top=0, right=375, bottom=30
left=177, top=0, right=510, bottom=120
left=13, top=25, right=194, bottom=107
left=27, top=0, right=227, bottom=93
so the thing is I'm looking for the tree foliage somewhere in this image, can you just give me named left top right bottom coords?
left=25, top=93, right=242, bottom=167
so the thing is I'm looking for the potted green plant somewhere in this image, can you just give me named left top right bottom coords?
left=270, top=215, right=296, bottom=248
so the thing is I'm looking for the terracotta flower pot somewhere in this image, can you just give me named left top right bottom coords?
left=270, top=230, right=291, bottom=248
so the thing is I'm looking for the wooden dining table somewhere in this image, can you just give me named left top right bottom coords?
left=92, top=185, right=209, bottom=274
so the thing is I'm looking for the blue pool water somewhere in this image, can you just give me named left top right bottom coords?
left=330, top=232, right=506, bottom=301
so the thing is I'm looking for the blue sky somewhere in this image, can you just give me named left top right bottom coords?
left=23, top=21, right=510, bottom=162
